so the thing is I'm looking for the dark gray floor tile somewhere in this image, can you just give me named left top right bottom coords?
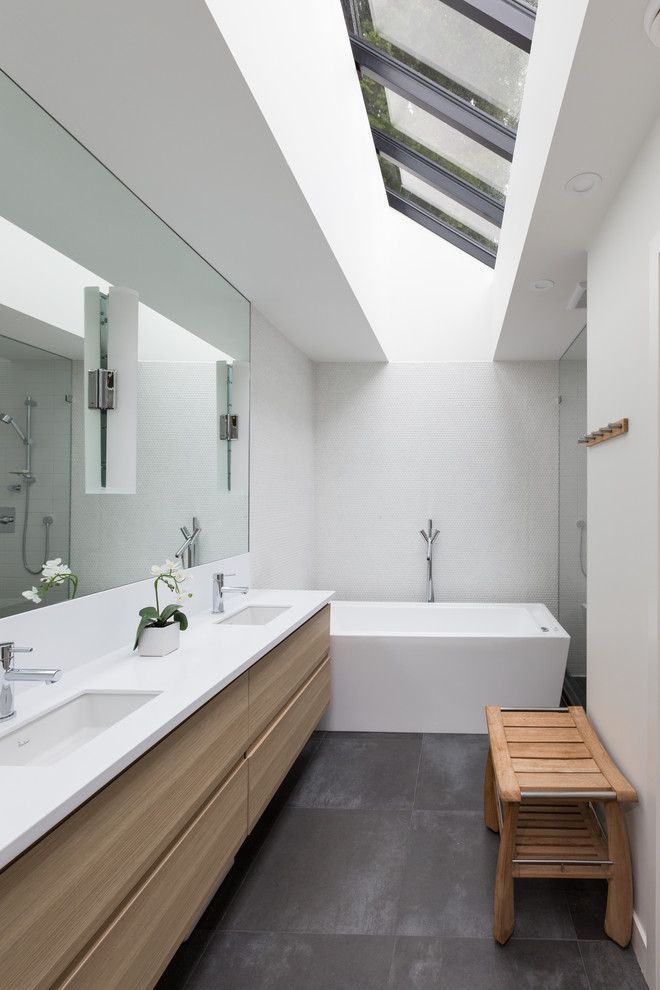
left=390, top=937, right=590, bottom=989
left=156, top=932, right=211, bottom=990
left=397, top=812, right=574, bottom=939
left=195, top=735, right=326, bottom=932
left=579, top=940, right=649, bottom=989
left=514, top=880, right=576, bottom=940
left=414, top=733, right=488, bottom=811
left=396, top=811, right=498, bottom=937
left=564, top=879, right=609, bottom=940
left=222, top=808, right=411, bottom=935
left=287, top=731, right=422, bottom=810
left=186, top=932, right=395, bottom=990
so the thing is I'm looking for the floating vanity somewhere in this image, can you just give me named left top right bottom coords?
left=0, top=592, right=331, bottom=990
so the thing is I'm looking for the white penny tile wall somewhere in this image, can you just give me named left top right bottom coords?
left=313, top=362, right=559, bottom=609
left=249, top=308, right=315, bottom=589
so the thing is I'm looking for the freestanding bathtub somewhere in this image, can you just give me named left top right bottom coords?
left=321, top=602, right=570, bottom=734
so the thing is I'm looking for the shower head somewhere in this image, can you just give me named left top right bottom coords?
left=0, top=413, right=27, bottom=443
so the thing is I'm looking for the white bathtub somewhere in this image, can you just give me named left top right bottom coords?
left=321, top=602, right=570, bottom=734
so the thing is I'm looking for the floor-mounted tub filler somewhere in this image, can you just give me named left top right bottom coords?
left=322, top=602, right=570, bottom=734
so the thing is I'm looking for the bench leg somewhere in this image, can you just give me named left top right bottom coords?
left=493, top=802, right=518, bottom=944
left=484, top=747, right=499, bottom=833
left=604, top=802, right=633, bottom=947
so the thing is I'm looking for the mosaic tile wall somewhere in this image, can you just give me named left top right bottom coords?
left=313, top=361, right=559, bottom=610
left=249, top=308, right=315, bottom=589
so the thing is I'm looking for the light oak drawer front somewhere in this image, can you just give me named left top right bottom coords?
left=57, top=760, right=248, bottom=990
left=248, top=605, right=330, bottom=744
left=248, top=657, right=330, bottom=831
left=0, top=673, right=248, bottom=990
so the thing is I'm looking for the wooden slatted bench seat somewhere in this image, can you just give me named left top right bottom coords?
left=484, top=705, right=638, bottom=947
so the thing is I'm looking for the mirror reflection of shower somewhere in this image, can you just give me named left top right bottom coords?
left=0, top=396, right=52, bottom=575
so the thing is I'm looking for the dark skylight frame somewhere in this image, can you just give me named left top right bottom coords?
left=341, top=0, right=536, bottom=266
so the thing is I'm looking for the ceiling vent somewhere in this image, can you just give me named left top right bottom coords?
left=567, top=281, right=587, bottom=310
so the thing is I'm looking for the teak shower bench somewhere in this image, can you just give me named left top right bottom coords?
left=484, top=705, right=637, bottom=947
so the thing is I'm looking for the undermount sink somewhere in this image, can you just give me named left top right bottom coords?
left=0, top=690, right=160, bottom=766
left=219, top=605, right=291, bottom=626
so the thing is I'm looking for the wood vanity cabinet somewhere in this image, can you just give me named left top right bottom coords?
left=0, top=604, right=330, bottom=990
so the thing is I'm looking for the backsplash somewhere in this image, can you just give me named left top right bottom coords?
left=0, top=553, right=250, bottom=702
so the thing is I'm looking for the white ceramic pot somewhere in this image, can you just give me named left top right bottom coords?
left=138, top=622, right=180, bottom=657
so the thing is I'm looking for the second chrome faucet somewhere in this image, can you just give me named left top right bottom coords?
left=0, top=641, right=62, bottom=721
left=212, top=572, right=249, bottom=614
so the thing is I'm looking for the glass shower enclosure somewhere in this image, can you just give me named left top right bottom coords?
left=558, top=326, right=587, bottom=707
left=0, top=334, right=72, bottom=617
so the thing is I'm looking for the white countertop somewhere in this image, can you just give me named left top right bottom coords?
left=0, top=588, right=333, bottom=870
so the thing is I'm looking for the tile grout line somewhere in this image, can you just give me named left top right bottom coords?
left=575, top=938, right=595, bottom=990
left=386, top=934, right=400, bottom=989
left=409, top=733, right=425, bottom=824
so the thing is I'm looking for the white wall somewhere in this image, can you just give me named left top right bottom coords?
left=249, top=309, right=315, bottom=588
left=587, top=111, right=660, bottom=987
left=313, top=362, right=558, bottom=605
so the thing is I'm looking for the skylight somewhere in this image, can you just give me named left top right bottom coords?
left=341, top=0, right=536, bottom=266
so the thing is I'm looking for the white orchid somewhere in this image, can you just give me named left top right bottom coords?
left=135, top=561, right=193, bottom=650
left=22, top=559, right=78, bottom=606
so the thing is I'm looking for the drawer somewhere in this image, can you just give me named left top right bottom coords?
left=57, top=760, right=248, bottom=990
left=248, top=657, right=330, bottom=831
left=0, top=673, right=248, bottom=990
left=248, top=605, right=330, bottom=744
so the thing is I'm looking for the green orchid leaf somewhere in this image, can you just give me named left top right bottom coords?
left=159, top=603, right=180, bottom=624
left=134, top=614, right=156, bottom=650
left=139, top=606, right=159, bottom=619
left=173, top=610, right=189, bottom=631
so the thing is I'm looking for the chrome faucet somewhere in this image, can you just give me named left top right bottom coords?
left=175, top=516, right=202, bottom=569
left=0, top=641, right=62, bottom=721
left=212, top=573, right=248, bottom=614
left=420, top=519, right=440, bottom=604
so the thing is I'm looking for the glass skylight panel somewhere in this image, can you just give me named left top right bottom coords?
left=361, top=75, right=510, bottom=202
left=341, top=0, right=535, bottom=262
left=380, top=155, right=499, bottom=252
left=351, top=0, right=529, bottom=128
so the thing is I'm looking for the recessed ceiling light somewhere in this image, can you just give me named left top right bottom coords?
left=644, top=1, right=660, bottom=46
left=530, top=279, right=555, bottom=292
left=565, top=172, right=602, bottom=194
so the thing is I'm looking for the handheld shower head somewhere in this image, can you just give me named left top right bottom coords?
left=0, top=413, right=26, bottom=443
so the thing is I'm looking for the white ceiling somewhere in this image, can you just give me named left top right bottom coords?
left=0, top=0, right=385, bottom=362
left=1, top=0, right=658, bottom=363
left=494, top=0, right=660, bottom=359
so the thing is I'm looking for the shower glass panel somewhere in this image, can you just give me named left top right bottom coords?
left=0, top=335, right=72, bottom=617
left=558, top=326, right=587, bottom=706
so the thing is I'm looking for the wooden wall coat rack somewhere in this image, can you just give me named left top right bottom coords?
left=578, top=418, right=628, bottom=447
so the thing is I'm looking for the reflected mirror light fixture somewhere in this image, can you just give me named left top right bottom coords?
left=84, top=286, right=138, bottom=494
left=565, top=171, right=602, bottom=195
left=530, top=278, right=555, bottom=291
left=216, top=360, right=249, bottom=493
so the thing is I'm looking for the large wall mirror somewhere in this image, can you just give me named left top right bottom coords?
left=0, top=70, right=250, bottom=615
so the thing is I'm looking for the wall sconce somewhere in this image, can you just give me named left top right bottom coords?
left=84, top=286, right=138, bottom=493
left=216, top=360, right=249, bottom=492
